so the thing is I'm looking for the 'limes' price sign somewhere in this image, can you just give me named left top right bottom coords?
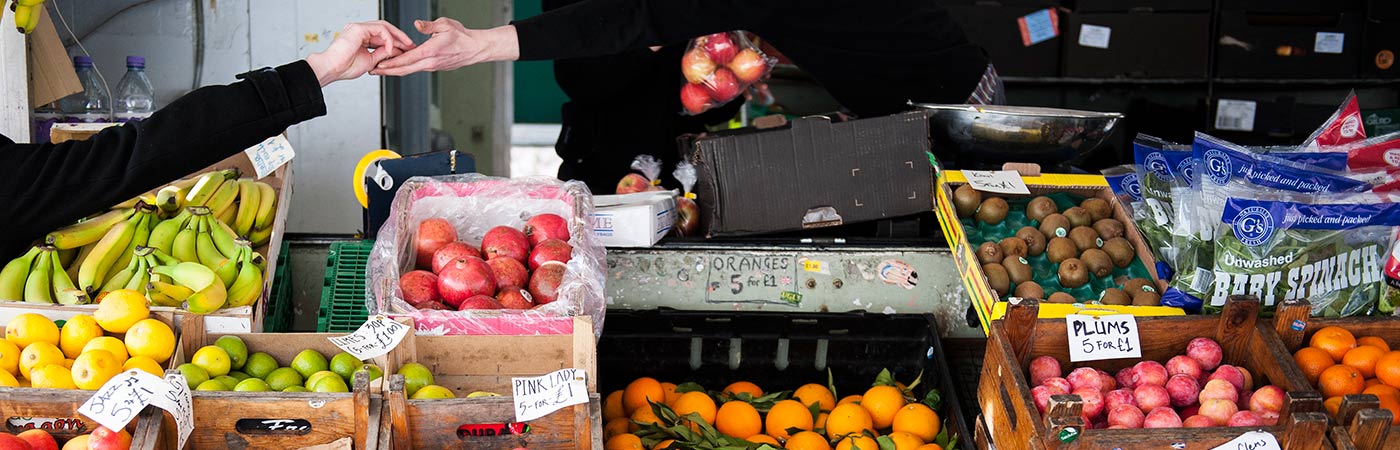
left=513, top=368, right=588, bottom=422
left=1211, top=430, right=1280, bottom=450
left=151, top=373, right=194, bottom=450
left=1065, top=314, right=1142, bottom=362
left=78, top=370, right=168, bottom=432
left=328, top=316, right=410, bottom=360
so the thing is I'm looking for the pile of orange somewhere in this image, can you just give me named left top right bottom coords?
left=601, top=378, right=945, bottom=450
left=1292, top=326, right=1400, bottom=424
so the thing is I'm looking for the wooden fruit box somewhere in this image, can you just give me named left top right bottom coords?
left=133, top=317, right=373, bottom=450
left=1325, top=399, right=1392, bottom=450
left=382, top=316, right=601, bottom=450
left=978, top=296, right=1328, bottom=450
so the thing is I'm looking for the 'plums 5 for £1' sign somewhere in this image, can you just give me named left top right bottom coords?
left=1066, top=314, right=1142, bottom=362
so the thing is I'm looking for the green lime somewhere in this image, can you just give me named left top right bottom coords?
left=358, top=364, right=384, bottom=382
left=410, top=385, right=454, bottom=400
left=233, top=378, right=271, bottom=392
left=305, top=370, right=339, bottom=389
left=310, top=374, right=349, bottom=393
left=244, top=352, right=278, bottom=379
left=176, top=363, right=210, bottom=390
left=290, top=349, right=328, bottom=379
left=214, top=336, right=249, bottom=370
left=265, top=367, right=304, bottom=391
left=329, top=352, right=360, bottom=382
left=282, top=386, right=310, bottom=392
left=196, top=379, right=229, bottom=391
left=214, top=375, right=240, bottom=390
left=397, top=363, right=434, bottom=397
left=228, top=371, right=251, bottom=381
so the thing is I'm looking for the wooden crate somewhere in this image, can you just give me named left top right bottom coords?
left=382, top=316, right=600, bottom=450
left=978, top=296, right=1328, bottom=450
left=132, top=317, right=373, bottom=450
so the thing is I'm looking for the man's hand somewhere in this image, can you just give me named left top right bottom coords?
left=371, top=18, right=519, bottom=76
left=306, top=21, right=417, bottom=87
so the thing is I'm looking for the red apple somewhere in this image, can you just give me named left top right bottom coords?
left=680, top=83, right=713, bottom=115
left=432, top=242, right=481, bottom=274
left=1142, top=407, right=1182, bottom=428
left=498, top=289, right=534, bottom=310
left=704, top=67, right=741, bottom=102
left=616, top=173, right=652, bottom=195
left=700, top=32, right=737, bottom=65
left=528, top=239, right=573, bottom=271
left=415, top=218, right=458, bottom=269
left=398, top=270, right=440, bottom=306
left=674, top=197, right=700, bottom=237
left=681, top=48, right=716, bottom=84
left=457, top=295, right=503, bottom=311
left=17, top=430, right=55, bottom=450
left=0, top=434, right=31, bottom=450
left=437, top=258, right=496, bottom=308
left=524, top=213, right=570, bottom=246
left=528, top=261, right=567, bottom=305
left=1187, top=337, right=1224, bottom=371
left=487, top=257, right=529, bottom=290
left=1028, top=356, right=1062, bottom=387
left=88, top=426, right=131, bottom=450
left=481, top=226, right=530, bottom=262
left=727, top=48, right=767, bottom=83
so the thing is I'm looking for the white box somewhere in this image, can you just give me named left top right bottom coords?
left=592, top=192, right=677, bottom=247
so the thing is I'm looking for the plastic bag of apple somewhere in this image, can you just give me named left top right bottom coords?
left=680, top=31, right=776, bottom=115
left=1027, top=337, right=1289, bottom=430
left=368, top=175, right=606, bottom=338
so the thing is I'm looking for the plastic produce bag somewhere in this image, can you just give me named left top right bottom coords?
left=679, top=32, right=776, bottom=115
left=367, top=174, right=607, bottom=338
left=616, top=155, right=664, bottom=195
left=672, top=162, right=700, bottom=237
left=1133, top=135, right=1197, bottom=301
left=1302, top=91, right=1367, bottom=150
left=1343, top=131, right=1400, bottom=170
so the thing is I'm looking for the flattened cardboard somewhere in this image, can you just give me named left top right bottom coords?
left=689, top=111, right=934, bottom=237
left=26, top=8, right=81, bottom=108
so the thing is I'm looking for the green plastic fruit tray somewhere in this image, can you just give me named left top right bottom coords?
left=316, top=240, right=374, bottom=332
left=263, top=240, right=294, bottom=332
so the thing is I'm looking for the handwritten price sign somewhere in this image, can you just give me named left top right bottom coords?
left=328, top=316, right=410, bottom=360
left=1066, top=314, right=1142, bottom=362
left=150, top=373, right=194, bottom=450
left=513, top=369, right=588, bottom=422
left=77, top=370, right=167, bottom=432
left=243, top=135, right=296, bottom=179
left=963, top=170, right=1030, bottom=195
left=1211, top=430, right=1280, bottom=450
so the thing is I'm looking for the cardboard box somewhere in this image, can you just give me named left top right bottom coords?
left=363, top=150, right=476, bottom=238
left=1062, top=12, right=1211, bottom=78
left=932, top=170, right=1183, bottom=335
left=1220, top=0, right=1363, bottom=13
left=687, top=111, right=934, bottom=237
left=1216, top=11, right=1364, bottom=79
left=591, top=191, right=677, bottom=247
left=1071, top=0, right=1211, bottom=12
left=1362, top=17, right=1400, bottom=78
left=26, top=8, right=80, bottom=108
left=945, top=5, right=1061, bottom=77
left=1364, top=108, right=1400, bottom=136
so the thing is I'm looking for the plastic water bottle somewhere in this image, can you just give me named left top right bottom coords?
left=31, top=101, right=65, bottom=143
left=113, top=56, right=154, bottom=123
left=60, top=56, right=111, bottom=123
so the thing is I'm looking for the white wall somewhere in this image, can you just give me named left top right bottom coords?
left=0, top=6, right=28, bottom=141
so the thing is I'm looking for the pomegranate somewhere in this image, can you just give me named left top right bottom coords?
left=524, top=213, right=570, bottom=246
left=487, top=257, right=529, bottom=290
left=398, top=270, right=439, bottom=306
left=481, top=226, right=530, bottom=262
left=416, top=301, right=450, bottom=310
left=497, top=288, right=534, bottom=310
left=528, top=261, right=567, bottom=305
left=414, top=218, right=457, bottom=269
left=457, top=295, right=504, bottom=311
left=431, top=242, right=481, bottom=274
left=528, top=239, right=573, bottom=271
left=437, top=257, right=496, bottom=307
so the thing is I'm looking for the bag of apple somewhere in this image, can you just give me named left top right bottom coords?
left=672, top=161, right=699, bottom=236
left=366, top=174, right=607, bottom=338
left=680, top=31, right=776, bottom=115
left=615, top=154, right=664, bottom=194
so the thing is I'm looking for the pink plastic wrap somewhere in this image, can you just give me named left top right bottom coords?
left=367, top=174, right=606, bottom=338
left=679, top=31, right=777, bottom=115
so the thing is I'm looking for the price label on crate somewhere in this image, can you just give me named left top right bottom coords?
left=78, top=370, right=169, bottom=431
left=243, top=135, right=296, bottom=179
left=150, top=373, right=194, bottom=450
left=1211, top=431, right=1280, bottom=450
left=512, top=368, right=589, bottom=422
left=963, top=170, right=1030, bottom=195
left=1065, top=314, right=1142, bottom=362
left=328, top=316, right=410, bottom=360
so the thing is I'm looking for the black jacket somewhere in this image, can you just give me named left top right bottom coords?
left=0, top=61, right=326, bottom=260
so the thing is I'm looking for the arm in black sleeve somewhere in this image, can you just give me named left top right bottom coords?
left=0, top=60, right=326, bottom=259
left=513, top=0, right=779, bottom=61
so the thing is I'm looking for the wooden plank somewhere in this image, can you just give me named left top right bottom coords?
left=1283, top=412, right=1329, bottom=450
left=1346, top=408, right=1393, bottom=450
left=0, top=3, right=27, bottom=142
left=389, top=375, right=410, bottom=450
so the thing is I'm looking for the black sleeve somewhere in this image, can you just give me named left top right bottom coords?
left=512, top=0, right=778, bottom=61
left=0, top=60, right=326, bottom=259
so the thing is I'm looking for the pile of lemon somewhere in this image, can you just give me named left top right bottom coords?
left=0, top=289, right=175, bottom=389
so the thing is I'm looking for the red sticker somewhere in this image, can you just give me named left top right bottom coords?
left=457, top=422, right=530, bottom=438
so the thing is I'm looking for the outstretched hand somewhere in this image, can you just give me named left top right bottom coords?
left=371, top=18, right=519, bottom=76
left=306, top=21, right=417, bottom=87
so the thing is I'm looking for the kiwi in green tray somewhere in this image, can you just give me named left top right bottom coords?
left=1026, top=196, right=1058, bottom=223
left=977, top=242, right=1004, bottom=265
left=1122, top=278, right=1156, bottom=296
left=1058, top=258, right=1090, bottom=289
left=983, top=263, right=1010, bottom=296
left=1102, top=237, right=1136, bottom=268
left=1064, top=206, right=1092, bottom=228
left=1016, top=226, right=1046, bottom=257
left=1039, top=214, right=1071, bottom=240
left=1133, top=290, right=1162, bottom=306
left=1047, top=292, right=1076, bottom=304
left=1069, top=226, right=1101, bottom=252
left=975, top=197, right=1009, bottom=225
left=1014, top=281, right=1045, bottom=299
left=999, top=236, right=1028, bottom=259
left=1081, top=249, right=1114, bottom=278
left=953, top=184, right=982, bottom=218
left=1003, top=256, right=1032, bottom=285
left=1099, top=287, right=1131, bottom=305
left=1046, top=237, right=1078, bottom=264
left=1093, top=218, right=1125, bottom=240
left=1081, top=197, right=1113, bottom=222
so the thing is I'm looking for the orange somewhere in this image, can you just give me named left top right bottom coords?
left=1378, top=351, right=1400, bottom=388
left=1359, top=336, right=1392, bottom=352
left=674, top=391, right=718, bottom=426
left=604, top=390, right=626, bottom=421
left=1379, top=393, right=1400, bottom=425
left=715, top=400, right=761, bottom=438
left=1363, top=383, right=1400, bottom=401
left=835, top=436, right=878, bottom=450
left=747, top=434, right=781, bottom=446
left=653, top=439, right=676, bottom=450
left=624, top=377, right=665, bottom=415
left=815, top=412, right=829, bottom=430
left=1294, top=347, right=1336, bottom=385
left=724, top=381, right=764, bottom=399
left=765, top=399, right=814, bottom=441
left=1343, top=345, right=1387, bottom=378
left=661, top=382, right=682, bottom=407
left=916, top=446, right=941, bottom=450
left=605, top=433, right=643, bottom=450
left=888, top=431, right=925, bottom=450
left=1319, top=365, right=1366, bottom=398
left=794, top=384, right=837, bottom=411
left=604, top=418, right=630, bottom=440
left=891, top=403, right=940, bottom=442
left=1325, top=396, right=1343, bottom=416
left=838, top=395, right=863, bottom=406
left=1367, top=378, right=1385, bottom=388
left=1311, top=327, right=1358, bottom=362
left=825, top=403, right=874, bottom=440
left=861, top=386, right=906, bottom=429
left=630, top=405, right=661, bottom=433
left=785, top=431, right=832, bottom=450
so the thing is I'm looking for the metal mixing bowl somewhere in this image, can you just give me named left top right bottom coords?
left=913, top=104, right=1123, bottom=168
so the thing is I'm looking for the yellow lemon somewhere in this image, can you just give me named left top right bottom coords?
left=72, top=349, right=122, bottom=390
left=93, top=290, right=149, bottom=333
left=6, top=313, right=60, bottom=348
left=81, top=336, right=129, bottom=365
left=19, top=342, right=63, bottom=380
left=123, top=319, right=175, bottom=363
left=29, top=364, right=76, bottom=389
left=191, top=345, right=231, bottom=377
left=0, top=369, right=17, bottom=386
left=0, top=339, right=20, bottom=376
left=122, top=356, right=165, bottom=377
left=61, top=359, right=74, bottom=369
left=59, top=314, right=103, bottom=359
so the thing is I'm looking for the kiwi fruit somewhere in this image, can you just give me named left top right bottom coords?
left=975, top=197, right=1010, bottom=225
left=1046, top=237, right=1078, bottom=264
left=953, top=185, right=982, bottom=218
left=1016, top=226, right=1047, bottom=257
left=1122, top=278, right=1157, bottom=296
left=1093, top=219, right=1126, bottom=240
left=1026, top=196, right=1058, bottom=223
left=1132, top=291, right=1162, bottom=306
left=1080, top=249, right=1114, bottom=278
left=1058, top=258, right=1090, bottom=288
left=1102, top=238, right=1136, bottom=268
left=1047, top=292, right=1076, bottom=304
left=977, top=242, right=1004, bottom=265
left=1003, top=256, right=1033, bottom=285
left=1063, top=206, right=1092, bottom=228
left=1014, top=281, right=1045, bottom=299
left=999, top=236, right=1029, bottom=259
left=1099, top=288, right=1130, bottom=305
left=1039, top=214, right=1071, bottom=240
left=983, top=263, right=1011, bottom=297
left=1081, top=198, right=1113, bottom=222
left=1068, top=226, right=1102, bottom=253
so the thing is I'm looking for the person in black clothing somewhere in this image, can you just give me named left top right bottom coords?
left=0, top=21, right=415, bottom=260
left=372, top=0, right=1000, bottom=194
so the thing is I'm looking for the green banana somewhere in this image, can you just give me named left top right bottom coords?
left=23, top=249, right=53, bottom=303
left=148, top=248, right=180, bottom=267
left=67, top=243, right=91, bottom=283
left=171, top=208, right=206, bottom=263
left=148, top=280, right=194, bottom=302
left=148, top=209, right=190, bottom=255
left=124, top=257, right=150, bottom=293
left=0, top=247, right=41, bottom=301
left=250, top=251, right=265, bottom=270
left=111, top=195, right=155, bottom=210
left=209, top=219, right=240, bottom=258
left=194, top=216, right=222, bottom=265
left=155, top=185, right=184, bottom=213
left=100, top=249, right=141, bottom=295
left=77, top=213, right=138, bottom=294
left=51, top=246, right=87, bottom=305
left=184, top=170, right=232, bottom=206
left=233, top=179, right=260, bottom=236
left=249, top=225, right=273, bottom=248
left=110, top=209, right=154, bottom=277
left=225, top=241, right=264, bottom=308
left=252, top=182, right=277, bottom=230
left=46, top=208, right=134, bottom=250
left=55, top=247, right=76, bottom=269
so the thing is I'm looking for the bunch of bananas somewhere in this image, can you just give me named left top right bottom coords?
left=8, top=0, right=47, bottom=35
left=0, top=169, right=276, bottom=314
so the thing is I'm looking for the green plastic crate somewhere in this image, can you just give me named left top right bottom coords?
left=262, top=240, right=294, bottom=332
left=316, top=240, right=374, bottom=332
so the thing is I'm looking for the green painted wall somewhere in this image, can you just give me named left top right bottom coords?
left=513, top=0, right=567, bottom=124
